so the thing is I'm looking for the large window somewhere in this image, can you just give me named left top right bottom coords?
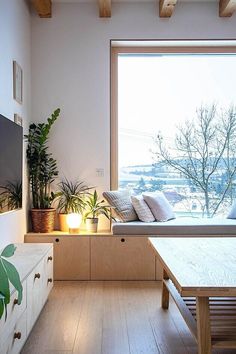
left=112, top=45, right=236, bottom=218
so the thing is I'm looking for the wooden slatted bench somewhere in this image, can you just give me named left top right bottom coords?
left=149, top=237, right=236, bottom=354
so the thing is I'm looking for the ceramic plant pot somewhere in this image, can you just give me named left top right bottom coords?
left=58, top=213, right=69, bottom=232
left=86, top=218, right=98, bottom=233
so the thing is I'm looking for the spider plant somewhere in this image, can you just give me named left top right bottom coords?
left=0, top=181, right=22, bottom=211
left=56, top=178, right=92, bottom=214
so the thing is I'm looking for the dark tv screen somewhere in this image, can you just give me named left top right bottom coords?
left=0, top=114, right=23, bottom=213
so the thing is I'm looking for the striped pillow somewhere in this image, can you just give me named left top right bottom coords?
left=131, top=195, right=155, bottom=222
left=103, top=190, right=138, bottom=222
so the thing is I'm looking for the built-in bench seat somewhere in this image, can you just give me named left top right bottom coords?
left=112, top=217, right=236, bottom=236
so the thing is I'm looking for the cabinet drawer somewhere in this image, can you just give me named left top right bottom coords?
left=25, top=236, right=90, bottom=280
left=26, top=259, right=44, bottom=333
left=42, top=248, right=54, bottom=301
left=0, top=310, right=27, bottom=354
left=0, top=280, right=26, bottom=339
left=91, top=237, right=156, bottom=280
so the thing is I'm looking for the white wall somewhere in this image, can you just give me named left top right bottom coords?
left=0, top=0, right=31, bottom=248
left=31, top=2, right=236, bottom=229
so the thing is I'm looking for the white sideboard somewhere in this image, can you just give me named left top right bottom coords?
left=0, top=243, right=53, bottom=354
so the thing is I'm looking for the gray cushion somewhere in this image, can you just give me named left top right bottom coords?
left=112, top=218, right=236, bottom=235
left=103, top=190, right=138, bottom=222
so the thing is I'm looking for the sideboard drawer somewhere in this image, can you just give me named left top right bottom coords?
left=0, top=280, right=27, bottom=339
left=0, top=310, right=27, bottom=354
left=26, top=259, right=45, bottom=333
left=42, top=248, right=54, bottom=301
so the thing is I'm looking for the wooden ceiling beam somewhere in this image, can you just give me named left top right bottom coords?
left=99, top=0, right=111, bottom=17
left=159, top=0, right=177, bottom=18
left=32, top=0, right=52, bottom=18
left=219, top=0, right=236, bottom=17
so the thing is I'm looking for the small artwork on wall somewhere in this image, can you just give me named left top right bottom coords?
left=14, top=113, right=23, bottom=127
left=13, top=60, right=23, bottom=104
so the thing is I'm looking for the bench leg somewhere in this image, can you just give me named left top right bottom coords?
left=196, top=296, right=211, bottom=354
left=162, top=269, right=169, bottom=309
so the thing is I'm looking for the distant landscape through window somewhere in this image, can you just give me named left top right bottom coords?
left=118, top=53, right=236, bottom=218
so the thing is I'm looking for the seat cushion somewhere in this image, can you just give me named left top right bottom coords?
left=112, top=218, right=236, bottom=235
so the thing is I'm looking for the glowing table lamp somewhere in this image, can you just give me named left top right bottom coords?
left=67, top=213, right=82, bottom=234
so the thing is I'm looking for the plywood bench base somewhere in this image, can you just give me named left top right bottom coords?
left=164, top=279, right=236, bottom=351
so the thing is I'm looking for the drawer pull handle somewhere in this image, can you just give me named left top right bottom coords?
left=121, top=238, right=125, bottom=243
left=48, top=278, right=53, bottom=283
left=14, top=332, right=21, bottom=340
left=34, top=273, right=41, bottom=279
left=48, top=256, right=53, bottom=261
left=13, top=299, right=19, bottom=306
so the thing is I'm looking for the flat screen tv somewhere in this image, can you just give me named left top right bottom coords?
left=0, top=114, right=23, bottom=213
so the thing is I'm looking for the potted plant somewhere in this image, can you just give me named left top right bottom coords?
left=25, top=108, right=60, bottom=233
left=0, top=181, right=22, bottom=212
left=56, top=178, right=92, bottom=232
left=84, top=190, right=115, bottom=233
left=0, top=244, right=22, bottom=320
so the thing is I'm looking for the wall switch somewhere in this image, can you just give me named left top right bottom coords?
left=96, top=168, right=104, bottom=177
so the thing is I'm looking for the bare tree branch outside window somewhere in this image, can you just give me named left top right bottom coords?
left=152, top=105, right=236, bottom=218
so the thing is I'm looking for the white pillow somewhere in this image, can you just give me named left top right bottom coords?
left=131, top=195, right=155, bottom=222
left=227, top=201, right=236, bottom=219
left=143, top=192, right=175, bottom=222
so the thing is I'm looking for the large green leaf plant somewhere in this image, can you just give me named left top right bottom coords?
left=25, top=108, right=60, bottom=209
left=0, top=244, right=22, bottom=320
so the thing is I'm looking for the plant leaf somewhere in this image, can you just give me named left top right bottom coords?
left=2, top=259, right=23, bottom=304
left=0, top=261, right=10, bottom=305
left=0, top=295, right=4, bottom=319
left=1, top=244, right=16, bottom=258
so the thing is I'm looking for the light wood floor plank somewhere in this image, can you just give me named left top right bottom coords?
left=22, top=281, right=236, bottom=354
left=22, top=282, right=87, bottom=353
left=101, top=281, right=130, bottom=354
left=139, top=281, right=190, bottom=354
left=121, top=281, right=160, bottom=354
left=73, top=281, right=104, bottom=354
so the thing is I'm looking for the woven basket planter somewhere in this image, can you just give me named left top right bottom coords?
left=31, top=208, right=56, bottom=233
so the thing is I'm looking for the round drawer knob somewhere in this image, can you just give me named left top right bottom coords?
left=14, top=332, right=21, bottom=340
left=34, top=273, right=41, bottom=279
left=48, top=256, right=53, bottom=261
left=121, top=238, right=125, bottom=243
left=13, top=299, right=19, bottom=306
left=48, top=278, right=53, bottom=283
left=55, top=238, right=59, bottom=243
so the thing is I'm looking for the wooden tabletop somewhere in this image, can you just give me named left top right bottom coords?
left=149, top=237, right=236, bottom=296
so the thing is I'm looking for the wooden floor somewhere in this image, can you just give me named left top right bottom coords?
left=22, top=281, right=236, bottom=354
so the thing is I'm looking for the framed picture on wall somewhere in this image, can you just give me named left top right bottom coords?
left=13, top=60, right=23, bottom=104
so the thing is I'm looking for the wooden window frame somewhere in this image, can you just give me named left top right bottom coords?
left=110, top=43, right=236, bottom=190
